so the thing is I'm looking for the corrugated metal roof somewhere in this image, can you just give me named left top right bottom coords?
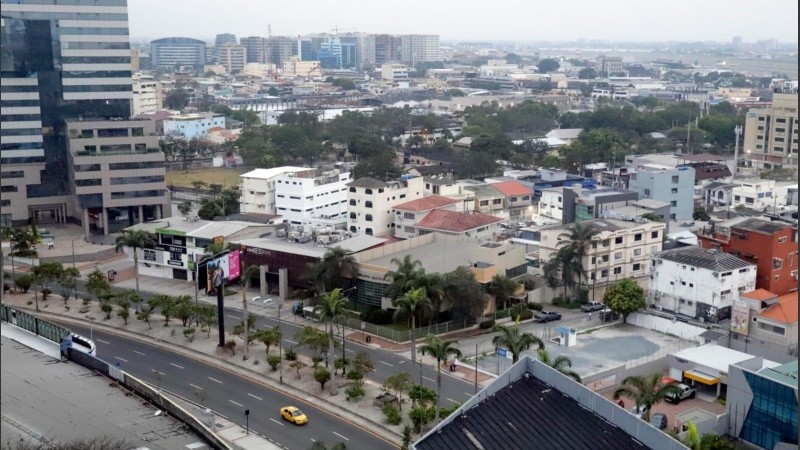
left=657, top=246, right=752, bottom=271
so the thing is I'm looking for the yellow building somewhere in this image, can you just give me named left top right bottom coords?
left=743, top=92, right=799, bottom=171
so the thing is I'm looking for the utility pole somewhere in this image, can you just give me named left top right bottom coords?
left=732, top=125, right=742, bottom=181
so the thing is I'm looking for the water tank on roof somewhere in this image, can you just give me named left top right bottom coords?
left=400, top=174, right=415, bottom=180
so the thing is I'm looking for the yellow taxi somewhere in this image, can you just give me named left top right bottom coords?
left=280, top=406, right=308, bottom=425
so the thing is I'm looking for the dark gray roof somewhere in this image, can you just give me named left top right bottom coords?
left=415, top=374, right=650, bottom=450
left=704, top=181, right=733, bottom=191
left=699, top=329, right=726, bottom=341
left=733, top=218, right=791, bottom=234
left=657, top=246, right=752, bottom=271
left=462, top=183, right=503, bottom=198
left=347, top=177, right=388, bottom=188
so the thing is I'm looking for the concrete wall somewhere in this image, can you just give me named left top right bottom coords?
left=627, top=312, right=713, bottom=343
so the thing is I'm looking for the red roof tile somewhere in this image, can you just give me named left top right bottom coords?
left=490, top=181, right=533, bottom=197
left=741, top=289, right=778, bottom=301
left=394, top=195, right=458, bottom=212
left=415, top=209, right=503, bottom=233
left=759, top=292, right=798, bottom=324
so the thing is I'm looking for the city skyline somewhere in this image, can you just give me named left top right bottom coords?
left=128, top=0, right=799, bottom=44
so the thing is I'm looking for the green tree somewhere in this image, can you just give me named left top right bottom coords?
left=295, top=326, right=331, bottom=367
left=314, top=288, right=349, bottom=393
left=15, top=273, right=34, bottom=293
left=393, top=287, right=432, bottom=385
left=443, top=266, right=486, bottom=325
left=314, top=367, right=332, bottom=390
left=32, top=262, right=64, bottom=310
left=57, top=266, right=81, bottom=305
left=85, top=269, right=110, bottom=302
left=115, top=230, right=155, bottom=292
left=447, top=88, right=466, bottom=97
left=603, top=278, right=646, bottom=323
left=165, top=88, right=189, bottom=110
left=578, top=68, right=597, bottom=79
left=612, top=373, right=682, bottom=421
left=693, top=206, right=711, bottom=221
left=383, top=372, right=412, bottom=411
left=492, top=323, right=544, bottom=363
left=177, top=200, right=193, bottom=219
left=419, top=334, right=462, bottom=423
left=679, top=421, right=735, bottom=450
left=537, top=58, right=560, bottom=73
left=487, top=274, right=519, bottom=310
left=255, top=326, right=282, bottom=355
left=537, top=349, right=581, bottom=382
left=385, top=255, right=423, bottom=300
left=136, top=303, right=153, bottom=330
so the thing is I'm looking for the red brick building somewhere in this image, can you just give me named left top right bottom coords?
left=697, top=218, right=798, bottom=295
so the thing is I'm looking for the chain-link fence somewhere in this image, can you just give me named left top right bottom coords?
left=339, top=316, right=469, bottom=343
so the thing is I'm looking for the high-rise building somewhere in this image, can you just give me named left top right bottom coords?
left=217, top=44, right=247, bottom=74
left=150, top=37, right=206, bottom=69
left=732, top=35, right=743, bottom=49
left=269, top=36, right=298, bottom=66
left=743, top=92, right=799, bottom=172
left=353, top=33, right=376, bottom=71
left=374, top=34, right=401, bottom=65
left=1, top=0, right=170, bottom=232
left=399, top=34, right=440, bottom=65
left=240, top=36, right=269, bottom=64
left=132, top=73, right=163, bottom=116
left=214, top=33, right=237, bottom=60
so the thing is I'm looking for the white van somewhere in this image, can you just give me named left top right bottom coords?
left=69, top=332, right=97, bottom=356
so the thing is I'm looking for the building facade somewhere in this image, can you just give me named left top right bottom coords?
left=650, top=246, right=757, bottom=322
left=743, top=92, right=799, bottom=171
left=239, top=36, right=268, bottom=64
left=131, top=73, right=163, bottom=116
left=1, top=0, right=169, bottom=230
left=347, top=177, right=424, bottom=237
left=697, top=218, right=798, bottom=295
left=163, top=113, right=225, bottom=140
left=217, top=44, right=247, bottom=74
left=150, top=37, right=206, bottom=69
left=240, top=166, right=313, bottom=215
left=274, top=170, right=351, bottom=226
left=628, top=165, right=695, bottom=220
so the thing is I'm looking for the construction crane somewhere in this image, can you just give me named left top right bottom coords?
left=331, top=27, right=354, bottom=35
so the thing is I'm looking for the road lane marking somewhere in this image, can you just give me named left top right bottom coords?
left=208, top=377, right=223, bottom=384
left=170, top=363, right=184, bottom=369
left=96, top=339, right=110, bottom=344
left=379, top=361, right=394, bottom=367
left=422, top=376, right=435, bottom=382
left=447, top=397, right=458, bottom=404
left=345, top=349, right=355, bottom=354
left=332, top=432, right=350, bottom=441
left=248, top=393, right=262, bottom=401
left=285, top=339, right=298, bottom=345
left=114, top=356, right=127, bottom=363
left=465, top=392, right=473, bottom=397
left=270, top=418, right=284, bottom=426
left=229, top=399, right=244, bottom=407
left=226, top=315, right=239, bottom=320
left=189, top=384, right=203, bottom=390
left=133, top=350, right=146, bottom=356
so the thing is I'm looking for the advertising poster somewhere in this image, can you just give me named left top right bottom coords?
left=730, top=299, right=749, bottom=335
left=228, top=250, right=240, bottom=281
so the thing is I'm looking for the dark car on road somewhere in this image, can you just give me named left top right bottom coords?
left=534, top=311, right=562, bottom=323
left=650, top=413, right=668, bottom=430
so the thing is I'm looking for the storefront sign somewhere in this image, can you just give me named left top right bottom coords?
left=156, top=244, right=187, bottom=254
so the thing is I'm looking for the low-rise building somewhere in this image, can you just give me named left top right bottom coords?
left=730, top=179, right=790, bottom=211
left=282, top=57, right=322, bottom=78
left=274, top=169, right=352, bottom=229
left=392, top=195, right=460, bottom=239
left=131, top=73, right=163, bottom=116
left=731, top=289, right=798, bottom=363
left=486, top=180, right=534, bottom=220
left=539, top=218, right=666, bottom=296
left=164, top=113, right=226, bottom=140
left=650, top=246, right=757, bottom=322
left=628, top=165, right=695, bottom=221
left=347, top=176, right=424, bottom=237
left=697, top=218, right=798, bottom=295
left=381, top=63, right=410, bottom=82
left=240, top=166, right=312, bottom=215
left=414, top=210, right=503, bottom=240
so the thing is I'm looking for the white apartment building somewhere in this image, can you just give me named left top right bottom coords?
left=538, top=188, right=565, bottom=222
left=217, top=44, right=247, bottom=74
left=164, top=113, right=226, bottom=140
left=381, top=64, right=410, bottom=82
left=275, top=170, right=351, bottom=227
left=131, top=73, right=163, bottom=116
left=539, top=218, right=667, bottom=294
left=399, top=34, right=440, bottom=64
left=347, top=177, right=424, bottom=236
left=731, top=179, right=790, bottom=211
left=650, top=246, right=757, bottom=323
left=240, top=166, right=313, bottom=215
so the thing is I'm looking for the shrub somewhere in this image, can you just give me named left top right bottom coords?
left=284, top=347, right=298, bottom=361
left=527, top=302, right=543, bottom=311
left=510, top=304, right=533, bottom=321
left=183, top=327, right=196, bottom=342
left=40, top=288, right=52, bottom=300
left=267, top=354, right=282, bottom=371
left=383, top=404, right=403, bottom=425
left=314, top=367, right=332, bottom=390
left=345, top=383, right=365, bottom=401
left=478, top=319, right=496, bottom=329
left=3, top=282, right=10, bottom=292
left=15, top=274, right=34, bottom=293
left=364, top=308, right=394, bottom=325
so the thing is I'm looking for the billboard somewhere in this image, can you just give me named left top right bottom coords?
left=731, top=299, right=750, bottom=335
left=228, top=250, right=240, bottom=281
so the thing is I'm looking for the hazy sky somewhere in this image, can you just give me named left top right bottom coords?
left=128, top=0, right=798, bottom=44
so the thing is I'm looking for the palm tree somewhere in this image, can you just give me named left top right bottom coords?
left=393, top=287, right=432, bottom=385
left=537, top=349, right=581, bottom=382
left=384, top=255, right=423, bottom=299
left=240, top=263, right=260, bottom=361
left=320, top=246, right=357, bottom=291
left=491, top=323, right=544, bottom=363
left=416, top=272, right=445, bottom=325
left=314, top=288, right=350, bottom=395
left=115, top=229, right=155, bottom=292
left=487, top=274, right=519, bottom=310
left=612, top=373, right=683, bottom=421
left=556, top=223, right=598, bottom=299
left=419, top=334, right=462, bottom=423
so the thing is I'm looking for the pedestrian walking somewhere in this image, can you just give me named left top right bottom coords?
left=588, top=311, right=592, bottom=321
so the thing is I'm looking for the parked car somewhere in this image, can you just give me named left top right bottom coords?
left=599, top=308, right=620, bottom=322
left=650, top=413, right=668, bottom=430
left=534, top=311, right=562, bottom=323
left=580, top=301, right=604, bottom=312
left=665, top=383, right=696, bottom=404
left=280, top=406, right=308, bottom=425
left=630, top=404, right=650, bottom=419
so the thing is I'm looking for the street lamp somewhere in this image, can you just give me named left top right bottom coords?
left=733, top=125, right=743, bottom=181
left=85, top=315, right=96, bottom=341
left=474, top=337, right=495, bottom=394
left=278, top=303, right=283, bottom=384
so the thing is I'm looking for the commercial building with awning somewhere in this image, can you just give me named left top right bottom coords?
left=669, top=343, right=779, bottom=397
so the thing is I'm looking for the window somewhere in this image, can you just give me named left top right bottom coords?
left=349, top=187, right=356, bottom=192
left=670, top=200, right=677, bottom=207
left=773, top=258, right=783, bottom=270
left=349, top=199, right=356, bottom=206
left=403, top=212, right=415, bottom=220
left=602, top=239, right=609, bottom=247
left=672, top=175, right=679, bottom=183
left=671, top=188, right=678, bottom=194
left=778, top=236, right=787, bottom=243
left=601, top=270, right=608, bottom=277
left=613, top=267, right=622, bottom=275
left=479, top=200, right=489, bottom=207
left=651, top=231, right=659, bottom=239
left=634, top=233, right=642, bottom=242
left=365, top=201, right=373, bottom=208
left=758, top=322, right=786, bottom=335
left=681, top=281, right=687, bottom=286
left=689, top=283, right=694, bottom=287
left=644, top=189, right=651, bottom=197
left=633, top=263, right=641, bottom=271
left=349, top=212, right=356, bottom=220
left=365, top=189, right=372, bottom=195
left=615, top=237, right=623, bottom=244
left=634, top=248, right=642, bottom=256
left=365, top=228, right=373, bottom=235
left=614, top=252, right=623, bottom=260
left=601, top=255, right=609, bottom=262
left=492, top=199, right=502, bottom=205
left=365, top=214, right=373, bottom=222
